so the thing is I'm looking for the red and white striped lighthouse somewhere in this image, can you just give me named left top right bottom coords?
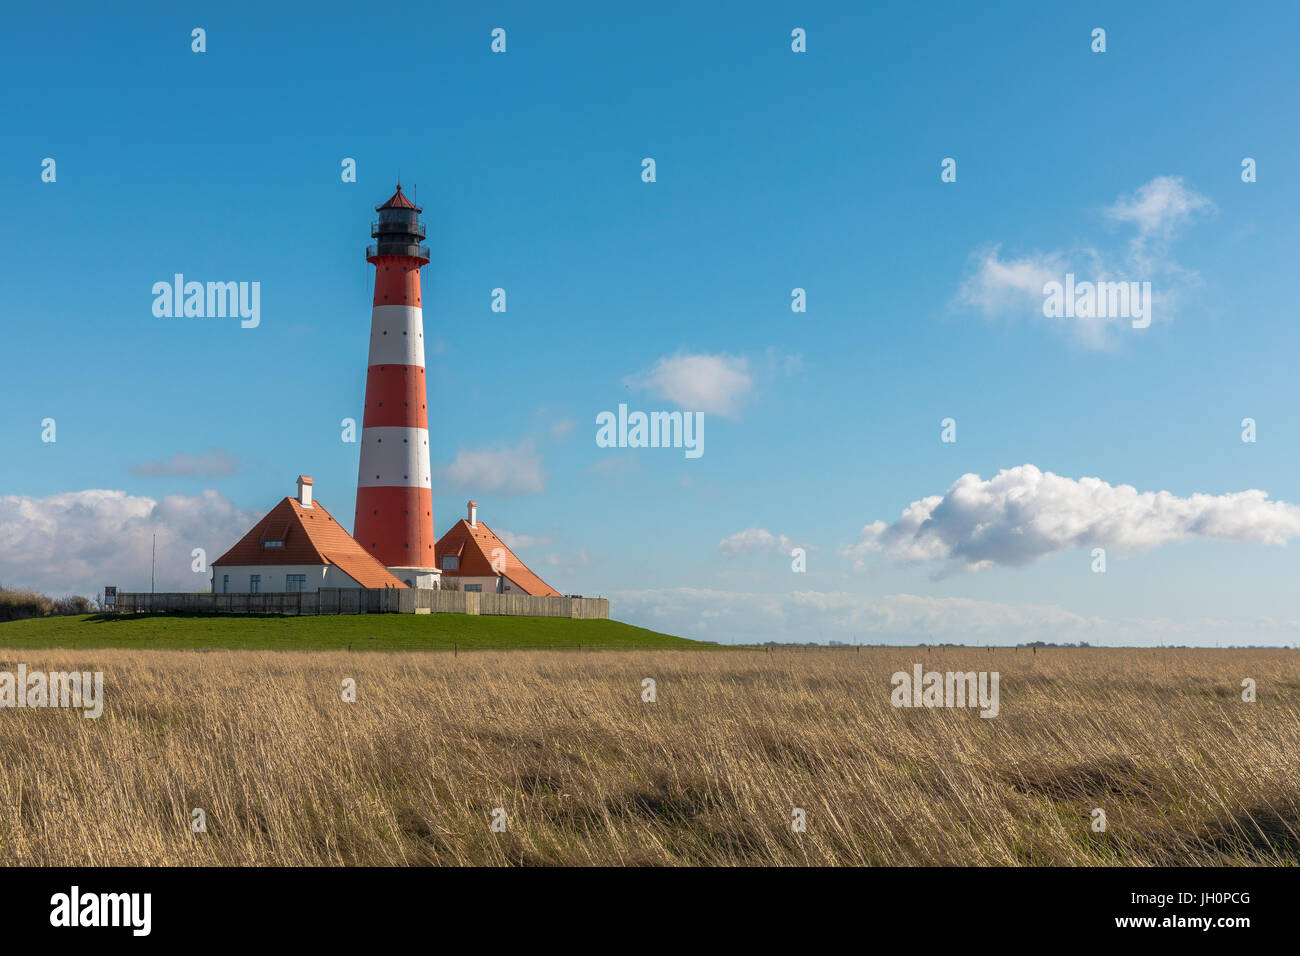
left=353, top=184, right=438, bottom=588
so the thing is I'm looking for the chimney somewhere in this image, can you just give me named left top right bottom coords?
left=297, top=475, right=314, bottom=508
left=468, top=500, right=477, bottom=528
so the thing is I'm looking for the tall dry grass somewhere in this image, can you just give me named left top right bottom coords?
left=0, top=646, right=1297, bottom=865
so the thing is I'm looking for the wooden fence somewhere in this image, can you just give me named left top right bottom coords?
left=116, top=590, right=609, bottom=619
left=413, top=590, right=608, bottom=618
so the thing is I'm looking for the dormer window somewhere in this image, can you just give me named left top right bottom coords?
left=441, top=555, right=458, bottom=570
left=262, top=519, right=290, bottom=549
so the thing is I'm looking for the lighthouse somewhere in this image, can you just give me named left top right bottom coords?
left=353, top=185, right=439, bottom=589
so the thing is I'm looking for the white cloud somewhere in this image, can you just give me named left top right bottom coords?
left=0, top=488, right=260, bottom=597
left=609, top=587, right=1300, bottom=647
left=956, top=245, right=1069, bottom=314
left=1105, top=175, right=1215, bottom=242
left=843, top=464, right=1300, bottom=574
left=436, top=441, right=545, bottom=495
left=955, top=176, right=1214, bottom=348
left=625, top=352, right=753, bottom=417
left=129, top=447, right=239, bottom=478
left=496, top=529, right=553, bottom=551
left=717, top=527, right=794, bottom=557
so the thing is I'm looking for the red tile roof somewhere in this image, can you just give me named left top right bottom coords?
left=376, top=184, right=419, bottom=211
left=213, top=497, right=407, bottom=589
left=435, top=519, right=560, bottom=596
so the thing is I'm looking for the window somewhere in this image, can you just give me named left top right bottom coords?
left=250, top=574, right=260, bottom=594
left=465, top=584, right=482, bottom=593
left=285, top=574, right=307, bottom=592
left=222, top=574, right=229, bottom=594
left=263, top=540, right=284, bottom=548
left=441, top=555, right=458, bottom=571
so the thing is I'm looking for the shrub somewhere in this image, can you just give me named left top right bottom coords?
left=0, top=585, right=95, bottom=622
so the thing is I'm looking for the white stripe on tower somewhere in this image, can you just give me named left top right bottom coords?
left=367, top=305, right=426, bottom=367
left=356, top=427, right=432, bottom=488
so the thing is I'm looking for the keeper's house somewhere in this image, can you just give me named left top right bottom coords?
left=435, top=501, right=560, bottom=596
left=211, top=476, right=406, bottom=593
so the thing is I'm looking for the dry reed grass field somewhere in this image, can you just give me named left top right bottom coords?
left=1, top=646, right=1297, bottom=866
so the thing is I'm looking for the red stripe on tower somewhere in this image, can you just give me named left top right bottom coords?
left=353, top=185, right=438, bottom=588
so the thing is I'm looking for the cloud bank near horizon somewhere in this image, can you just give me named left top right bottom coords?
left=610, top=586, right=1300, bottom=648
left=5, top=479, right=1295, bottom=649
left=842, top=464, right=1300, bottom=575
left=0, top=488, right=259, bottom=597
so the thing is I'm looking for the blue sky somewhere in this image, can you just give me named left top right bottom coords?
left=2, top=1, right=1298, bottom=644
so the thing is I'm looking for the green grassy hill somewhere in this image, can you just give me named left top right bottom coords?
left=0, top=613, right=704, bottom=652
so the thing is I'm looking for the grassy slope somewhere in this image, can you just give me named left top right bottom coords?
left=0, top=613, right=703, bottom=651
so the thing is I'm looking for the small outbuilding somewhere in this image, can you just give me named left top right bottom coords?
left=434, top=501, right=560, bottom=596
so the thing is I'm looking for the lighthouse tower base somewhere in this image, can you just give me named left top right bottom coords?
left=387, top=566, right=441, bottom=589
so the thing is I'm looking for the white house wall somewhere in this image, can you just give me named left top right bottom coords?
left=446, top=575, right=530, bottom=594
left=211, top=565, right=364, bottom=593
